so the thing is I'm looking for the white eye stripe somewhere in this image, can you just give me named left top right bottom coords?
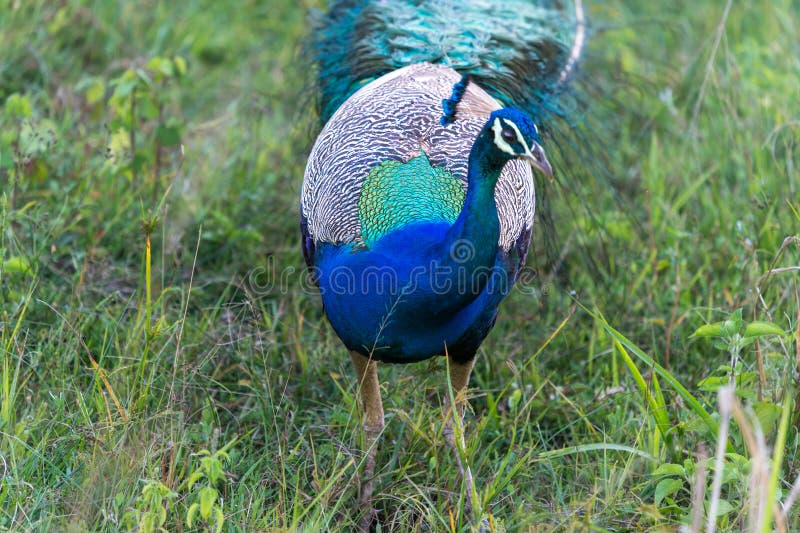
left=504, top=119, right=533, bottom=155
left=492, top=117, right=534, bottom=157
left=491, top=117, right=516, bottom=155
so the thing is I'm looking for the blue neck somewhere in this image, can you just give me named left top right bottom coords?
left=431, top=132, right=504, bottom=302
left=448, top=143, right=502, bottom=263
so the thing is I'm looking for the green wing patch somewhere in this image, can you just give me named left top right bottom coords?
left=357, top=153, right=466, bottom=247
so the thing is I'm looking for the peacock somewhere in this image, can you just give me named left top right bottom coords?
left=300, top=0, right=586, bottom=528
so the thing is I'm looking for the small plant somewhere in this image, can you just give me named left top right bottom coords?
left=693, top=308, right=789, bottom=425
left=689, top=310, right=794, bottom=532
left=185, top=439, right=236, bottom=533
left=122, top=481, right=178, bottom=533
left=692, top=308, right=785, bottom=388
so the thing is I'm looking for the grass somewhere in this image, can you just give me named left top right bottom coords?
left=1, top=0, right=799, bottom=531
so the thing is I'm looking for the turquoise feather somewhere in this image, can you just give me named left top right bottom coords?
left=310, top=0, right=579, bottom=124
left=358, top=153, right=465, bottom=247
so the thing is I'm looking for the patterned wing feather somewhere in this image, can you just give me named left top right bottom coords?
left=301, top=63, right=535, bottom=254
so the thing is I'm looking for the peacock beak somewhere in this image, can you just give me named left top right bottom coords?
left=524, top=143, right=553, bottom=180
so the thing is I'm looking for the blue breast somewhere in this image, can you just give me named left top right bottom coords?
left=314, top=221, right=516, bottom=363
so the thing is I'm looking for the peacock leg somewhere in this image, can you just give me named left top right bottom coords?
left=443, top=355, right=477, bottom=511
left=350, top=351, right=385, bottom=531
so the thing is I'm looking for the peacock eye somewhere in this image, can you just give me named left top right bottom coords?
left=501, top=128, right=516, bottom=143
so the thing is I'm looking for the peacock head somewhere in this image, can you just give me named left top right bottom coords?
left=485, top=108, right=553, bottom=180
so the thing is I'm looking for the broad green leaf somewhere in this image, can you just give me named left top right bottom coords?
left=213, top=506, right=225, bottom=533
left=159, top=59, right=174, bottom=77
left=199, top=486, right=217, bottom=519
left=743, top=321, right=784, bottom=337
left=146, top=56, right=164, bottom=72
left=207, top=459, right=225, bottom=484
left=651, top=463, right=684, bottom=477
left=715, top=499, right=734, bottom=516
left=187, top=470, right=204, bottom=489
left=187, top=502, right=199, bottom=527
left=753, top=401, right=782, bottom=432
left=655, top=478, right=683, bottom=506
left=137, top=96, right=159, bottom=120
left=142, top=512, right=156, bottom=533
left=692, top=323, right=723, bottom=337
left=174, top=56, right=188, bottom=76
left=698, top=375, right=728, bottom=392
left=3, top=256, right=31, bottom=275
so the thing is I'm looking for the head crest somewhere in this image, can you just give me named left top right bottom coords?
left=440, top=74, right=470, bottom=126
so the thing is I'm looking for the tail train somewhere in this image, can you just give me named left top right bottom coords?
left=310, top=0, right=586, bottom=127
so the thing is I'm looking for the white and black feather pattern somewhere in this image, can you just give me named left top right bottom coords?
left=302, top=63, right=535, bottom=252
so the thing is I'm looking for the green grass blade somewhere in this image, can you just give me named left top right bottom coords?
left=537, top=443, right=657, bottom=463
left=587, top=307, right=724, bottom=445
left=614, top=340, right=671, bottom=444
left=761, top=390, right=793, bottom=532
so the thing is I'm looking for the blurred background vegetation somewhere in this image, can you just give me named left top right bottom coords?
left=1, top=0, right=798, bottom=531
